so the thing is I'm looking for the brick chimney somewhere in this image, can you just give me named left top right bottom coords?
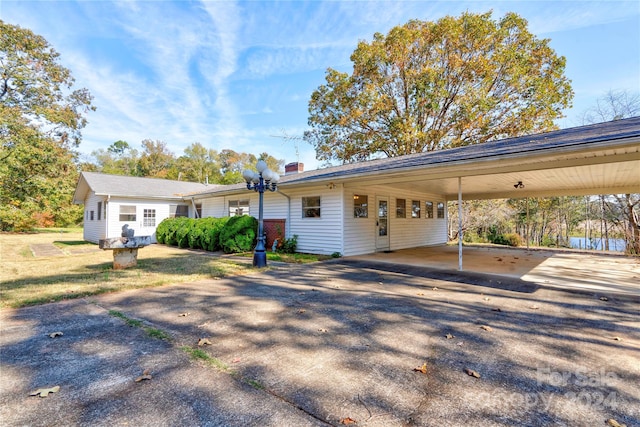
left=284, top=162, right=304, bottom=175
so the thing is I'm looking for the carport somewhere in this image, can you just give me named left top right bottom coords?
left=296, top=116, right=640, bottom=269
left=348, top=245, right=640, bottom=297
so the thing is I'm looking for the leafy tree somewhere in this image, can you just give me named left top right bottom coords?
left=136, top=139, right=175, bottom=178
left=305, top=11, right=573, bottom=163
left=581, top=89, right=640, bottom=254
left=1, top=20, right=93, bottom=230
left=91, top=140, right=139, bottom=175
left=170, top=142, right=222, bottom=183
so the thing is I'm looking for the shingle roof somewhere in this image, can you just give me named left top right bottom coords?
left=281, top=115, right=640, bottom=183
left=74, top=172, right=212, bottom=203
left=193, top=116, right=640, bottom=197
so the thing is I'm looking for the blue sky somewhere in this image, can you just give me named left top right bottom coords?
left=2, top=1, right=639, bottom=171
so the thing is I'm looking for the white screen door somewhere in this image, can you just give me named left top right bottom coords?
left=376, top=197, right=390, bottom=251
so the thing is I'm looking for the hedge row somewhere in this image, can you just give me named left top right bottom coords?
left=156, top=215, right=258, bottom=253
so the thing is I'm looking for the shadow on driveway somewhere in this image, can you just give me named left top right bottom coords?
left=1, top=260, right=638, bottom=426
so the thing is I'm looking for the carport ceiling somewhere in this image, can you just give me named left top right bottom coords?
left=289, top=117, right=640, bottom=201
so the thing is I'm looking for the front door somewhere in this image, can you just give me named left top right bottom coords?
left=376, top=197, right=390, bottom=251
left=138, top=206, right=157, bottom=241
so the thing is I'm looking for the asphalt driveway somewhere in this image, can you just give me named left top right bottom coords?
left=1, top=259, right=638, bottom=426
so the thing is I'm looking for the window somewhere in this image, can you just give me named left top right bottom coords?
left=143, top=209, right=156, bottom=227
left=229, top=199, right=249, bottom=217
left=411, top=200, right=421, bottom=218
left=90, top=210, right=94, bottom=221
left=354, top=195, right=368, bottom=218
left=97, top=202, right=102, bottom=220
left=302, top=196, right=321, bottom=218
left=425, top=201, right=434, bottom=218
left=437, top=202, right=445, bottom=219
left=170, top=205, right=189, bottom=218
left=396, top=199, right=406, bottom=218
left=119, top=205, right=136, bottom=222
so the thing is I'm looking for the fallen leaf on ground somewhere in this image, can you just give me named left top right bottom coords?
left=464, top=368, right=481, bottom=378
left=48, top=332, right=63, bottom=338
left=232, top=358, right=241, bottom=363
left=480, top=325, right=493, bottom=332
left=340, top=417, right=357, bottom=425
left=606, top=419, right=626, bottom=427
left=530, top=305, right=540, bottom=310
left=456, top=341, right=464, bottom=346
left=483, top=297, right=490, bottom=301
left=318, top=328, right=328, bottom=333
left=600, top=296, right=609, bottom=301
left=445, top=333, right=455, bottom=339
left=178, top=313, right=190, bottom=317
left=297, top=309, right=306, bottom=314
left=432, top=287, right=438, bottom=291
left=135, top=369, right=152, bottom=382
left=417, top=292, right=425, bottom=296
left=413, top=363, right=428, bottom=374
left=491, top=308, right=502, bottom=312
left=613, top=336, right=623, bottom=341
left=198, top=338, right=212, bottom=346
left=29, top=386, right=60, bottom=397
left=496, top=258, right=503, bottom=262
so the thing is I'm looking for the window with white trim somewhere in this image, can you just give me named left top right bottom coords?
left=302, top=196, right=321, bottom=218
left=396, top=199, right=406, bottom=218
left=143, top=209, right=156, bottom=227
left=170, top=205, right=189, bottom=218
left=354, top=195, right=368, bottom=218
left=437, top=202, right=445, bottom=219
left=411, top=200, right=421, bottom=218
left=229, top=199, right=249, bottom=217
left=119, top=205, right=136, bottom=222
left=425, top=201, right=434, bottom=218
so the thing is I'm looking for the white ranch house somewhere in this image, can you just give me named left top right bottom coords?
left=74, top=117, right=640, bottom=256
left=73, top=173, right=210, bottom=244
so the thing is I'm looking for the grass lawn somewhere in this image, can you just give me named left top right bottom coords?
left=0, top=229, right=257, bottom=309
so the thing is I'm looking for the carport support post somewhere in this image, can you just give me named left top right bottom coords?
left=458, top=177, right=463, bottom=271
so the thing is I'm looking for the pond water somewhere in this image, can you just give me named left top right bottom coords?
left=569, top=237, right=626, bottom=252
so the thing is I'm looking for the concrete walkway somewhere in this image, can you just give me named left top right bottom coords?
left=348, top=245, right=640, bottom=297
left=1, top=260, right=638, bottom=426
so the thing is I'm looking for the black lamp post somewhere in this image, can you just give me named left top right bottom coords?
left=242, top=160, right=278, bottom=267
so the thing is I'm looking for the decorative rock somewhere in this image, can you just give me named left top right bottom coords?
left=113, top=248, right=139, bottom=269
left=99, top=225, right=151, bottom=269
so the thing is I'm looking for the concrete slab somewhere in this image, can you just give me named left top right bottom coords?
left=29, top=244, right=65, bottom=257
left=1, top=260, right=638, bottom=426
left=348, top=245, right=640, bottom=297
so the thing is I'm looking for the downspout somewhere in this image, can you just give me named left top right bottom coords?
left=105, top=195, right=111, bottom=239
left=458, top=177, right=463, bottom=271
left=190, top=197, right=199, bottom=218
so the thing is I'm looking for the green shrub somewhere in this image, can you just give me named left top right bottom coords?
left=156, top=218, right=171, bottom=244
left=175, top=218, right=194, bottom=248
left=503, top=233, right=522, bottom=247
left=278, top=234, right=298, bottom=254
left=202, top=217, right=229, bottom=251
left=218, top=215, right=258, bottom=254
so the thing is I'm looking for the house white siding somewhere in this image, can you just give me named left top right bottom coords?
left=196, top=184, right=448, bottom=257
left=281, top=186, right=343, bottom=255
left=82, top=191, right=107, bottom=244
left=341, top=186, right=448, bottom=256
